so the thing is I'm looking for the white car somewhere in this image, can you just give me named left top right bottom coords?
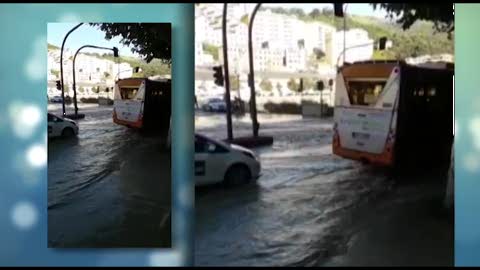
left=48, top=113, right=79, bottom=138
left=195, top=133, right=261, bottom=186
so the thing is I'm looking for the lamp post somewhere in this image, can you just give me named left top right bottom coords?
left=343, top=4, right=349, bottom=66
left=222, top=3, right=233, bottom=141
left=248, top=3, right=262, bottom=137
left=60, top=23, right=83, bottom=116
left=70, top=45, right=118, bottom=119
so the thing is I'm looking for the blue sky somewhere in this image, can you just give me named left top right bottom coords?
left=47, top=23, right=138, bottom=57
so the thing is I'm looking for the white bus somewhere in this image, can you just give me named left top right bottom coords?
left=113, top=77, right=171, bottom=133
left=332, top=60, right=453, bottom=168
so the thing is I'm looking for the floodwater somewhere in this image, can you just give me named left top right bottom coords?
left=48, top=104, right=171, bottom=248
left=195, top=111, right=453, bottom=266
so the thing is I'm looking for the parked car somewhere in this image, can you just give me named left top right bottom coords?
left=202, top=98, right=226, bottom=112
left=47, top=113, right=79, bottom=138
left=50, top=96, right=63, bottom=103
left=195, top=133, right=261, bottom=186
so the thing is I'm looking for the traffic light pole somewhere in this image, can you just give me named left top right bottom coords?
left=60, top=23, right=83, bottom=116
left=222, top=3, right=233, bottom=141
left=248, top=3, right=262, bottom=137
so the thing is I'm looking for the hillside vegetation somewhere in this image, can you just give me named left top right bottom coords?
left=263, top=6, right=453, bottom=60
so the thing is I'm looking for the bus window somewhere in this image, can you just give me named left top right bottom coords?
left=347, top=81, right=386, bottom=106
left=120, top=88, right=139, bottom=100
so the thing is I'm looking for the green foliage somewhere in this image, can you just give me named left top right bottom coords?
left=90, top=23, right=171, bottom=63
left=50, top=70, right=59, bottom=78
left=48, top=43, right=59, bottom=50
left=372, top=4, right=454, bottom=37
left=259, top=78, right=273, bottom=92
left=98, top=53, right=170, bottom=77
left=264, top=102, right=301, bottom=114
left=287, top=78, right=299, bottom=92
left=78, top=86, right=85, bottom=93
left=240, top=14, right=249, bottom=25
left=202, top=42, right=220, bottom=61
left=103, top=72, right=110, bottom=78
left=92, top=86, right=100, bottom=94
left=266, top=6, right=453, bottom=61
left=230, top=75, right=240, bottom=90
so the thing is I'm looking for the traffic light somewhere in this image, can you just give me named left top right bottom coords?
left=328, top=79, right=334, bottom=87
left=378, top=37, right=388, bottom=50
left=56, top=80, right=61, bottom=90
left=213, top=66, right=224, bottom=87
left=316, top=80, right=325, bottom=91
left=334, top=3, right=344, bottom=17
left=113, top=47, right=119, bottom=57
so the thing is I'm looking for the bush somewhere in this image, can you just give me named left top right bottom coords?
left=264, top=102, right=302, bottom=114
left=80, top=97, right=99, bottom=103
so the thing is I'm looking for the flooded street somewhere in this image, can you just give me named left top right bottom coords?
left=195, top=112, right=453, bottom=266
left=48, top=104, right=171, bottom=248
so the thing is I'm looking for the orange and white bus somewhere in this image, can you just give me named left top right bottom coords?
left=113, top=77, right=171, bottom=132
left=332, top=60, right=453, bottom=168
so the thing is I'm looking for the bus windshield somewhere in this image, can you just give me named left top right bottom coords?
left=347, top=80, right=386, bottom=106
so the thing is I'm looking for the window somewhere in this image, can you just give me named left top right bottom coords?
left=347, top=80, right=386, bottom=106
left=120, top=88, right=139, bottom=100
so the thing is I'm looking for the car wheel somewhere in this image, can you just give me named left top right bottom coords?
left=62, top=127, right=75, bottom=138
left=224, top=164, right=251, bottom=187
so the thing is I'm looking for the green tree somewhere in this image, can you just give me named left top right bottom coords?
left=372, top=4, right=454, bottom=37
left=202, top=42, right=220, bottom=61
left=78, top=86, right=85, bottom=93
left=287, top=78, right=299, bottom=92
left=90, top=23, right=171, bottom=63
left=92, top=86, right=100, bottom=94
left=104, top=71, right=110, bottom=78
left=259, top=78, right=273, bottom=92
left=309, top=8, right=321, bottom=19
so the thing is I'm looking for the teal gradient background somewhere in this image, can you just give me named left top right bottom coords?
left=0, top=4, right=194, bottom=266
left=455, top=4, right=480, bottom=267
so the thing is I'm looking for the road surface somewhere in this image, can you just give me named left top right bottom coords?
left=194, top=111, right=453, bottom=266
left=48, top=103, right=171, bottom=248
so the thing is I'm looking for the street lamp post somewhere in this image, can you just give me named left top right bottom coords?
left=60, top=23, right=83, bottom=116
left=222, top=3, right=234, bottom=141
left=248, top=3, right=262, bottom=137
left=71, top=45, right=118, bottom=119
